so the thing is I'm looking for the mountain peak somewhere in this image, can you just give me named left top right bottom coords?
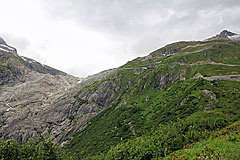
left=0, top=37, right=7, bottom=45
left=219, top=30, right=237, bottom=37
left=205, top=30, right=239, bottom=41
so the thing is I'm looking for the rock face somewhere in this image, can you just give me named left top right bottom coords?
left=0, top=68, right=118, bottom=143
left=0, top=46, right=79, bottom=142
left=0, top=72, right=78, bottom=142
left=0, top=37, right=118, bottom=143
left=21, top=56, right=66, bottom=76
left=220, top=30, right=237, bottom=37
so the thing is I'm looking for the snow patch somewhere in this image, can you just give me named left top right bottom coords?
left=6, top=103, right=12, bottom=112
left=28, top=60, right=36, bottom=64
left=0, top=44, right=15, bottom=51
left=21, top=56, right=27, bottom=61
left=6, top=103, right=11, bottom=108
left=21, top=56, right=38, bottom=64
left=0, top=47, right=10, bottom=52
left=77, top=79, right=83, bottom=83
left=228, top=34, right=240, bottom=40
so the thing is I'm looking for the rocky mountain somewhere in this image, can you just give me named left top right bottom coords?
left=0, top=37, right=75, bottom=141
left=0, top=37, right=118, bottom=144
left=0, top=37, right=66, bottom=86
left=205, top=30, right=240, bottom=41
left=0, top=30, right=240, bottom=159
left=21, top=56, right=66, bottom=76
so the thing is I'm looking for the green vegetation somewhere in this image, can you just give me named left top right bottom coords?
left=167, top=41, right=240, bottom=65
left=67, top=79, right=240, bottom=159
left=74, top=96, right=88, bottom=105
left=163, top=120, right=240, bottom=159
left=182, top=64, right=240, bottom=79
left=149, top=41, right=196, bottom=57
left=0, top=50, right=24, bottom=69
left=65, top=39, right=240, bottom=159
left=104, top=80, right=240, bottom=160
left=65, top=39, right=240, bottom=160
left=0, top=137, right=71, bottom=160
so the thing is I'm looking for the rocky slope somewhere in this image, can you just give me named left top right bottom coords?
left=0, top=37, right=118, bottom=143
left=0, top=38, right=66, bottom=86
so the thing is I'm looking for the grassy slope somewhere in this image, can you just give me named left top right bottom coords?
left=66, top=40, right=240, bottom=159
left=0, top=50, right=25, bottom=68
left=163, top=121, right=240, bottom=160
left=105, top=80, right=240, bottom=160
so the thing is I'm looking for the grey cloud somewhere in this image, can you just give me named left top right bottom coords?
left=131, top=34, right=163, bottom=56
left=66, top=63, right=104, bottom=78
left=21, top=0, right=240, bottom=48
left=20, top=0, right=240, bottom=76
left=42, top=0, right=240, bottom=40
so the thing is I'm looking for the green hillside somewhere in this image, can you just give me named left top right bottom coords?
left=66, top=40, right=240, bottom=159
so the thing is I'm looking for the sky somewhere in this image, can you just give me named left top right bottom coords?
left=0, top=0, right=240, bottom=77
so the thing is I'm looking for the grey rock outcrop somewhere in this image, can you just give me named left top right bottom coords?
left=21, top=56, right=66, bottom=76
left=0, top=71, right=79, bottom=141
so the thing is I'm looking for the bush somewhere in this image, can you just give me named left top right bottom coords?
left=0, top=137, right=71, bottom=160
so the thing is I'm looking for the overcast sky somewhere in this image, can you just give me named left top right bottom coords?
left=0, top=0, right=240, bottom=77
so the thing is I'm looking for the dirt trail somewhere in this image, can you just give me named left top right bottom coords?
left=178, top=61, right=240, bottom=67
left=203, top=74, right=240, bottom=81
